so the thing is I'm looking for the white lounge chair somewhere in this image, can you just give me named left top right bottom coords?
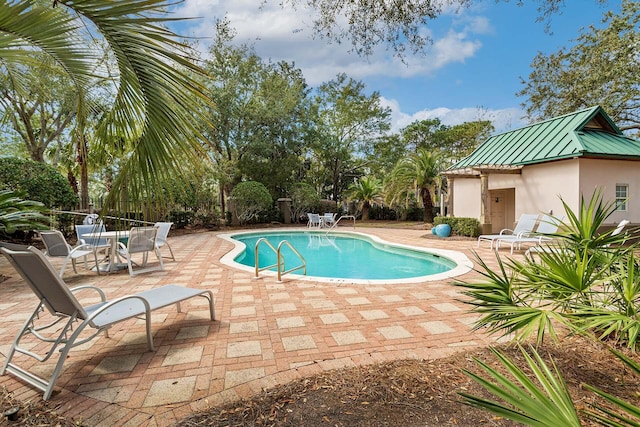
left=118, top=226, right=164, bottom=276
left=525, top=218, right=630, bottom=261
left=154, top=221, right=175, bottom=261
left=497, top=215, right=565, bottom=254
left=39, top=230, right=101, bottom=277
left=477, top=213, right=539, bottom=250
left=0, top=246, right=214, bottom=400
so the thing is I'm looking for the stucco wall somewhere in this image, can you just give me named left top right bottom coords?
left=578, top=158, right=640, bottom=226
left=449, top=157, right=640, bottom=225
left=451, top=178, right=480, bottom=218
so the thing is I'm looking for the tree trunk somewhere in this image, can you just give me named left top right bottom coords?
left=421, top=188, right=434, bottom=223
left=362, top=201, right=370, bottom=220
left=77, top=134, right=89, bottom=209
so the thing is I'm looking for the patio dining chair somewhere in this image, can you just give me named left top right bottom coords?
left=154, top=221, right=175, bottom=261
left=307, top=213, right=322, bottom=228
left=39, top=230, right=101, bottom=277
left=118, top=226, right=164, bottom=276
left=323, top=213, right=337, bottom=228
left=0, top=245, right=214, bottom=400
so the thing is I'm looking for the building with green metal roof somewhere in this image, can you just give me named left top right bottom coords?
left=443, top=106, right=640, bottom=234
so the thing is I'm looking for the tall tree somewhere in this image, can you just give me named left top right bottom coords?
left=0, top=0, right=212, bottom=212
left=310, top=73, right=391, bottom=202
left=202, top=20, right=311, bottom=209
left=0, top=53, right=76, bottom=163
left=279, top=0, right=609, bottom=57
left=385, top=148, right=442, bottom=223
left=518, top=0, right=640, bottom=133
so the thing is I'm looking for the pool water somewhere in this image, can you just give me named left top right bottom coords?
left=230, top=231, right=457, bottom=281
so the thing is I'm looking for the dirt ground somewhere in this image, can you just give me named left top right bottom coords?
left=2, top=334, right=639, bottom=426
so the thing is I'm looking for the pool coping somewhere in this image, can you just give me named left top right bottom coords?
left=217, top=228, right=473, bottom=284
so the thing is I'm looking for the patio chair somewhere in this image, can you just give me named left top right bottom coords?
left=75, top=223, right=110, bottom=254
left=118, top=226, right=164, bottom=276
left=497, top=215, right=565, bottom=254
left=0, top=246, right=214, bottom=400
left=477, top=213, right=539, bottom=250
left=307, top=213, right=321, bottom=228
left=525, top=218, right=631, bottom=261
left=154, top=221, right=175, bottom=261
left=323, top=213, right=337, bottom=228
left=39, top=230, right=101, bottom=277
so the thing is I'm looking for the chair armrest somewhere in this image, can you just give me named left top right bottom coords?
left=70, top=284, right=107, bottom=302
left=499, top=228, right=514, bottom=235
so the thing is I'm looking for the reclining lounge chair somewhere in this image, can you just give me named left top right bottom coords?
left=477, top=213, right=539, bottom=250
left=0, top=246, right=215, bottom=400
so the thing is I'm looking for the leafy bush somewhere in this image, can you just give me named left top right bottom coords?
left=229, top=181, right=272, bottom=225
left=289, top=183, right=320, bottom=223
left=169, top=210, right=195, bottom=229
left=434, top=216, right=481, bottom=237
left=0, top=158, right=78, bottom=208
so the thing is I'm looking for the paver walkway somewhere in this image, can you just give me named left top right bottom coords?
left=0, top=226, right=513, bottom=426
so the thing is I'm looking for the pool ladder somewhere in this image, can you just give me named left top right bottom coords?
left=254, top=238, right=306, bottom=281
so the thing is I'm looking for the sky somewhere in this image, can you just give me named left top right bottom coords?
left=169, top=0, right=622, bottom=134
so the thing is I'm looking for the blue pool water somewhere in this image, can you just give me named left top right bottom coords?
left=230, top=231, right=457, bottom=281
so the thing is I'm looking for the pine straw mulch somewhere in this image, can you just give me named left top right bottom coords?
left=3, top=334, right=636, bottom=426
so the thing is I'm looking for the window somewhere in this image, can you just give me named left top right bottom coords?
left=616, top=184, right=628, bottom=211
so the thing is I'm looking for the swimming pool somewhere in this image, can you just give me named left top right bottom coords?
left=218, top=230, right=472, bottom=284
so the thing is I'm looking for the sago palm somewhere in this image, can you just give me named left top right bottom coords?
left=0, top=0, right=212, bottom=211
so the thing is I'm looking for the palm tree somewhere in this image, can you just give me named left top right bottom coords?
left=347, top=176, right=383, bottom=220
left=385, top=148, right=442, bottom=223
left=0, top=0, right=211, bottom=210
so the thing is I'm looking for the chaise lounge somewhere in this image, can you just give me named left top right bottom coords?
left=0, top=246, right=215, bottom=400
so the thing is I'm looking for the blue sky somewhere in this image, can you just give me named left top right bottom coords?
left=171, top=0, right=621, bottom=134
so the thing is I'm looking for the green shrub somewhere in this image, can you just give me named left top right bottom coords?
left=289, top=183, right=320, bottom=223
left=169, top=210, right=195, bottom=229
left=434, top=217, right=481, bottom=237
left=229, top=181, right=272, bottom=225
left=0, top=158, right=78, bottom=208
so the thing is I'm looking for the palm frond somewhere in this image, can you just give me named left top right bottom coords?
left=460, top=345, right=581, bottom=427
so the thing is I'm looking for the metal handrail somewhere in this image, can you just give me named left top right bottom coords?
left=255, top=238, right=278, bottom=278
left=326, top=215, right=356, bottom=230
left=254, top=238, right=306, bottom=281
left=276, top=240, right=306, bottom=281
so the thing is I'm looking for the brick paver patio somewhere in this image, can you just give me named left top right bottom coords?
left=0, top=226, right=512, bottom=426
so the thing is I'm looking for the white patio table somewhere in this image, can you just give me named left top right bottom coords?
left=82, top=230, right=130, bottom=273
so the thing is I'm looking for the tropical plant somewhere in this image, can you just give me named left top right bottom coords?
left=229, top=181, right=273, bottom=225
left=462, top=344, right=640, bottom=426
left=347, top=176, right=383, bottom=220
left=458, top=189, right=637, bottom=347
left=457, top=188, right=640, bottom=426
left=0, top=0, right=212, bottom=212
left=0, top=189, right=49, bottom=236
left=385, top=148, right=442, bottom=223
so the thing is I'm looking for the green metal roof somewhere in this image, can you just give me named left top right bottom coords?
left=447, top=106, right=640, bottom=173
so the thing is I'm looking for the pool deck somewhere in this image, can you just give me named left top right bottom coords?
left=0, top=226, right=518, bottom=426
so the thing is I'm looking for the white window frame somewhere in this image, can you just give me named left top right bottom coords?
left=615, top=184, right=628, bottom=211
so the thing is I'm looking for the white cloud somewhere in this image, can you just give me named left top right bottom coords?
left=380, top=97, right=525, bottom=134
left=171, top=0, right=487, bottom=85
left=170, top=1, right=524, bottom=135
